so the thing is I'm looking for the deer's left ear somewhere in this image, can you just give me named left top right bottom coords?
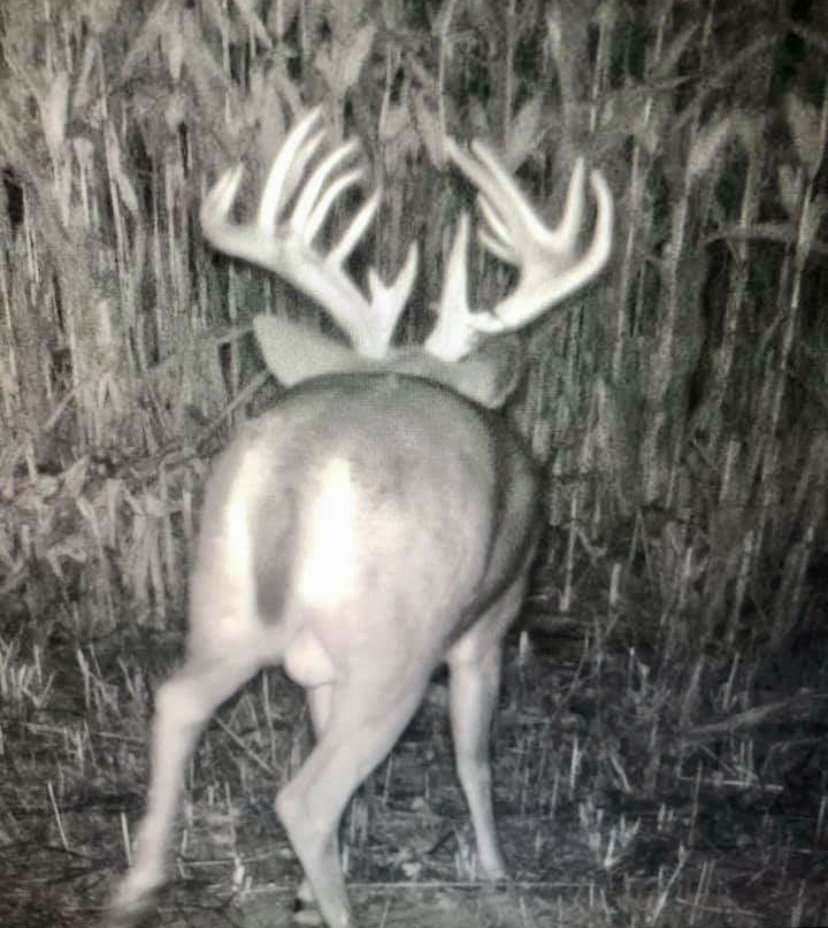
left=254, top=315, right=374, bottom=386
left=387, top=334, right=524, bottom=409
left=452, top=335, right=525, bottom=409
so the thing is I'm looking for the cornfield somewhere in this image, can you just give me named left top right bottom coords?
left=1, top=2, right=825, bottom=926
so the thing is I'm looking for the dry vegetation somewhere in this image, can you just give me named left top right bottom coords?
left=1, top=0, right=827, bottom=926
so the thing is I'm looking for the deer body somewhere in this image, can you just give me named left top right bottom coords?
left=109, top=107, right=611, bottom=928
left=112, top=373, right=539, bottom=928
left=195, top=371, right=541, bottom=679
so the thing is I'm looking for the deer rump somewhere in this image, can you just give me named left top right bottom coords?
left=190, top=370, right=542, bottom=692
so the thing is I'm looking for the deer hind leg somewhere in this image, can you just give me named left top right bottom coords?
left=107, top=651, right=262, bottom=927
left=276, top=664, right=433, bottom=928
left=446, top=575, right=531, bottom=881
left=292, top=681, right=333, bottom=915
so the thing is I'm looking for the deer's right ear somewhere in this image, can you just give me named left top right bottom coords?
left=253, top=315, right=373, bottom=386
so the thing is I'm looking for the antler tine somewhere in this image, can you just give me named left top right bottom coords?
left=200, top=162, right=246, bottom=251
left=469, top=143, right=587, bottom=262
left=309, top=163, right=373, bottom=254
left=291, top=141, right=363, bottom=240
left=201, top=107, right=415, bottom=358
left=365, top=242, right=420, bottom=356
left=489, top=163, right=612, bottom=327
left=424, top=213, right=479, bottom=361
left=429, top=137, right=612, bottom=360
left=257, top=107, right=326, bottom=231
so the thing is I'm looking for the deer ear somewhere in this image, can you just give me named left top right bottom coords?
left=389, top=335, right=524, bottom=408
left=453, top=336, right=525, bottom=409
left=253, top=315, right=373, bottom=386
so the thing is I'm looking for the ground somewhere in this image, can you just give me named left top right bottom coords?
left=1, top=606, right=826, bottom=927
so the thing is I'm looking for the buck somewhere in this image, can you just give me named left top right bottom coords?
left=107, top=107, right=612, bottom=928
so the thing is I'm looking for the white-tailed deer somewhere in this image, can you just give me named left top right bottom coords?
left=108, top=107, right=612, bottom=928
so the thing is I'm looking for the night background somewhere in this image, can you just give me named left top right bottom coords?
left=0, top=1, right=826, bottom=925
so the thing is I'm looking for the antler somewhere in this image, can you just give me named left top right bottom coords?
left=201, top=108, right=612, bottom=367
left=425, top=139, right=613, bottom=362
left=200, top=107, right=417, bottom=359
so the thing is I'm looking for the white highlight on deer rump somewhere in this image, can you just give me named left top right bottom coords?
left=296, top=456, right=359, bottom=610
